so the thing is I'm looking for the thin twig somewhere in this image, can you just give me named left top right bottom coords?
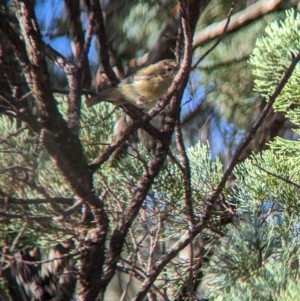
left=100, top=0, right=193, bottom=293
left=131, top=46, right=300, bottom=301
left=116, top=263, right=169, bottom=301
left=88, top=113, right=167, bottom=172
left=253, top=163, right=300, bottom=190
left=207, top=50, right=300, bottom=211
left=2, top=250, right=79, bottom=265
left=82, top=11, right=95, bottom=61
left=0, top=197, right=73, bottom=205
left=193, top=0, right=281, bottom=49
left=175, top=122, right=195, bottom=227
left=192, top=1, right=235, bottom=69
left=147, top=210, right=162, bottom=276
left=119, top=265, right=134, bottom=301
left=9, top=222, right=28, bottom=252
left=0, top=211, right=53, bottom=221
left=167, top=148, right=185, bottom=173
left=91, top=0, right=119, bottom=84
left=52, top=87, right=96, bottom=95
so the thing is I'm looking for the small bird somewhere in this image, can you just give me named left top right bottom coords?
left=85, top=59, right=178, bottom=109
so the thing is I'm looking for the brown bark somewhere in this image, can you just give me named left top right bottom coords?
left=0, top=0, right=294, bottom=300
left=193, top=0, right=283, bottom=49
left=1, top=2, right=108, bottom=299
left=65, top=0, right=92, bottom=89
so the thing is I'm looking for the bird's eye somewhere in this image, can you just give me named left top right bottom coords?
left=167, top=67, right=173, bottom=72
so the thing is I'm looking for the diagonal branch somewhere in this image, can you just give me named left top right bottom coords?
left=192, top=1, right=234, bottom=69
left=175, top=122, right=195, bottom=228
left=0, top=197, right=73, bottom=205
left=125, top=0, right=195, bottom=301
left=64, top=0, right=92, bottom=133
left=193, top=0, right=283, bottom=49
left=132, top=49, right=300, bottom=301
left=97, top=2, right=194, bottom=298
left=1, top=6, right=109, bottom=297
left=207, top=52, right=300, bottom=209
left=88, top=106, right=168, bottom=172
left=174, top=1, right=195, bottom=228
left=2, top=3, right=89, bottom=173
left=64, top=0, right=91, bottom=88
left=0, top=211, right=53, bottom=221
left=90, top=0, right=119, bottom=84
left=253, top=163, right=300, bottom=190
left=44, top=42, right=82, bottom=134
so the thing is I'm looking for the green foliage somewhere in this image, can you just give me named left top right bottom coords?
left=202, top=10, right=300, bottom=300
left=204, top=212, right=300, bottom=301
left=195, top=9, right=284, bottom=128
left=97, top=0, right=176, bottom=61
left=0, top=93, right=223, bottom=259
left=250, top=9, right=300, bottom=128
left=3, top=1, right=300, bottom=299
left=0, top=95, right=227, bottom=299
left=121, top=0, right=175, bottom=52
left=233, top=150, right=300, bottom=214
left=0, top=116, right=72, bottom=249
left=0, top=97, right=119, bottom=249
left=3, top=6, right=300, bottom=297
left=202, top=151, right=300, bottom=300
left=191, top=8, right=287, bottom=161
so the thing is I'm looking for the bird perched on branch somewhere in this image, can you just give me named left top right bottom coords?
left=85, top=59, right=178, bottom=109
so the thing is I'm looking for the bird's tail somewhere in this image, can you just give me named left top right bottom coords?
left=85, top=88, right=122, bottom=107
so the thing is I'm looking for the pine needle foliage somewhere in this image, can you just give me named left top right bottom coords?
left=0, top=94, right=224, bottom=298
left=202, top=9, right=300, bottom=300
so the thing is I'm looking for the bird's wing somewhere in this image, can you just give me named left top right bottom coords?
left=85, top=88, right=123, bottom=107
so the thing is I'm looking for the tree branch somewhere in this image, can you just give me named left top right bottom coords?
left=90, top=0, right=119, bottom=84
left=0, top=197, right=73, bottom=205
left=131, top=0, right=195, bottom=298
left=192, top=1, right=234, bottom=69
left=131, top=49, right=300, bottom=301
left=96, top=0, right=195, bottom=296
left=175, top=122, right=195, bottom=227
left=88, top=106, right=167, bottom=172
left=44, top=42, right=82, bottom=134
left=64, top=0, right=91, bottom=88
left=193, top=0, right=283, bottom=49
left=174, top=3, right=195, bottom=228
left=0, top=211, right=53, bottom=221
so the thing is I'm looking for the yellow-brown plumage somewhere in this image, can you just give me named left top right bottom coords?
left=86, top=59, right=178, bottom=109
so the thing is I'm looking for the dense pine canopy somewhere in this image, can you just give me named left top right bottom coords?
left=0, top=1, right=300, bottom=300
